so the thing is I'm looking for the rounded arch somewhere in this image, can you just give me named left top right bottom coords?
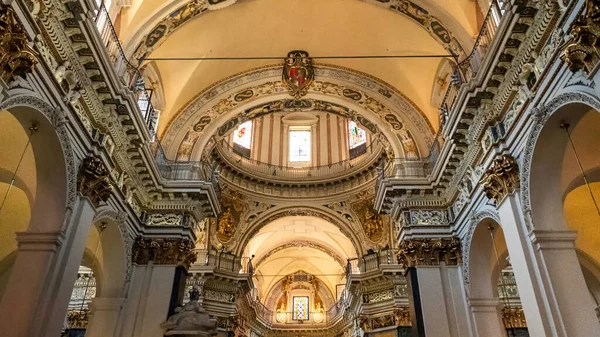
left=161, top=64, right=435, bottom=161
left=91, top=207, right=132, bottom=297
left=462, top=208, right=502, bottom=296
left=0, top=93, right=77, bottom=232
left=233, top=205, right=365, bottom=257
left=520, top=92, right=600, bottom=232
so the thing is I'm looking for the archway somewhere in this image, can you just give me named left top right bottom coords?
left=0, top=103, right=71, bottom=335
left=467, top=217, right=529, bottom=337
left=523, top=98, right=600, bottom=334
left=64, top=217, right=128, bottom=337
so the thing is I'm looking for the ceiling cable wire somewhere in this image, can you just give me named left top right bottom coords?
left=139, top=54, right=454, bottom=62
left=560, top=123, right=600, bottom=217
left=0, top=124, right=37, bottom=216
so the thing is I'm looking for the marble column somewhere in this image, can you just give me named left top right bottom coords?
left=86, top=297, right=126, bottom=337
left=482, top=154, right=600, bottom=336
left=119, top=237, right=196, bottom=337
left=399, top=237, right=467, bottom=337
left=468, top=298, right=504, bottom=337
left=0, top=231, right=65, bottom=337
left=530, top=230, right=600, bottom=336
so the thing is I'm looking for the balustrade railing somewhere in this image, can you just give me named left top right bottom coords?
left=191, top=249, right=253, bottom=274
left=216, top=139, right=384, bottom=181
left=346, top=247, right=397, bottom=276
left=457, top=0, right=505, bottom=82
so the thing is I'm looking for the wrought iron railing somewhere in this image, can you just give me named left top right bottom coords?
left=216, top=139, right=384, bottom=181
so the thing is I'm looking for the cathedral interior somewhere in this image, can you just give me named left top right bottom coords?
left=1, top=0, right=600, bottom=337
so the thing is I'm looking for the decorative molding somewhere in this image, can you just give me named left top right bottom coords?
left=406, top=209, right=450, bottom=226
left=146, top=213, right=194, bottom=226
left=130, top=0, right=464, bottom=65
left=520, top=91, right=600, bottom=230
left=397, top=237, right=462, bottom=268
left=362, top=289, right=393, bottom=304
left=480, top=154, right=520, bottom=206
left=562, top=0, right=600, bottom=74
left=0, top=5, right=37, bottom=84
left=502, top=307, right=527, bottom=329
left=78, top=156, right=113, bottom=208
left=132, top=237, right=197, bottom=270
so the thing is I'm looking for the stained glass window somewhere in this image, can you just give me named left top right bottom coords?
left=293, top=296, right=309, bottom=320
left=289, top=129, right=311, bottom=162
left=348, top=121, right=367, bottom=149
left=233, top=121, right=253, bottom=149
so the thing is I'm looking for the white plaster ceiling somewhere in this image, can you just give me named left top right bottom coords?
left=116, top=0, right=484, bottom=135
left=244, top=216, right=356, bottom=300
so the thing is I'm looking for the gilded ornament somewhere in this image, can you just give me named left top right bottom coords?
left=394, top=307, right=411, bottom=327
left=563, top=0, right=600, bottom=74
left=502, top=308, right=527, bottom=329
left=363, top=209, right=384, bottom=240
left=282, top=50, right=314, bottom=99
left=132, top=237, right=197, bottom=270
left=0, top=5, right=37, bottom=84
left=217, top=207, right=235, bottom=242
left=480, top=154, right=520, bottom=206
left=397, top=237, right=462, bottom=268
left=77, top=156, right=113, bottom=207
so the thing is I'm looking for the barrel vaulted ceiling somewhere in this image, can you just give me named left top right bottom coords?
left=117, top=0, right=484, bottom=156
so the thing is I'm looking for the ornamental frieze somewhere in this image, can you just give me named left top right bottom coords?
left=77, top=156, right=113, bottom=207
left=480, top=154, right=520, bottom=206
left=0, top=5, right=38, bottom=84
left=397, top=237, right=462, bottom=268
left=132, top=237, right=197, bottom=269
left=162, top=65, right=433, bottom=160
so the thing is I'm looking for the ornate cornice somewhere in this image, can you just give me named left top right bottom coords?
left=397, top=237, right=462, bottom=268
left=132, top=237, right=197, bottom=270
left=77, top=156, right=113, bottom=207
left=0, top=5, right=37, bottom=84
left=480, top=154, right=520, bottom=206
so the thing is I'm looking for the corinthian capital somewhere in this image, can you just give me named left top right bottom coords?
left=397, top=237, right=462, bottom=268
left=77, top=156, right=112, bottom=207
left=480, top=154, right=520, bottom=206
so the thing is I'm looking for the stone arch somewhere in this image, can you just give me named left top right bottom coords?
left=0, top=93, right=77, bottom=232
left=91, top=207, right=132, bottom=296
left=232, top=205, right=365, bottom=258
left=162, top=65, right=435, bottom=161
left=462, top=208, right=502, bottom=294
left=520, top=91, right=600, bottom=231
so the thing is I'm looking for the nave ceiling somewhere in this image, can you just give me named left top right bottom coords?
left=113, top=0, right=487, bottom=160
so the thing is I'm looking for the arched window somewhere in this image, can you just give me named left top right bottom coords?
left=232, top=121, right=253, bottom=157
left=292, top=296, right=309, bottom=321
left=348, top=121, right=367, bottom=159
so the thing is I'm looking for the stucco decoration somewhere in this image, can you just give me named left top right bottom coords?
left=161, top=65, right=434, bottom=161
left=131, top=0, right=465, bottom=65
left=461, top=209, right=501, bottom=296
left=519, top=91, right=600, bottom=231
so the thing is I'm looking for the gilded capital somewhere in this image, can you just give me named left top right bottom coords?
left=132, top=237, right=197, bottom=270
left=0, top=5, right=37, bottom=84
left=78, top=156, right=112, bottom=207
left=480, top=154, right=520, bottom=206
left=397, top=237, right=462, bottom=268
left=562, top=0, right=600, bottom=74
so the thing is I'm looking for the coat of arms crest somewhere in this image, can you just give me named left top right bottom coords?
left=282, top=50, right=314, bottom=99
